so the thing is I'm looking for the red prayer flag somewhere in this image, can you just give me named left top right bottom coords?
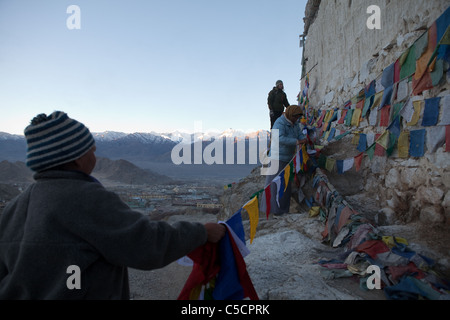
left=379, top=105, right=391, bottom=127
left=394, top=58, right=401, bottom=84
left=338, top=109, right=348, bottom=124
left=264, top=186, right=271, bottom=220
left=354, top=153, right=363, bottom=172
left=374, top=133, right=386, bottom=156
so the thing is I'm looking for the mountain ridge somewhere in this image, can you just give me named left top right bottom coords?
left=0, top=130, right=268, bottom=182
left=0, top=158, right=173, bottom=186
left=0, top=129, right=269, bottom=143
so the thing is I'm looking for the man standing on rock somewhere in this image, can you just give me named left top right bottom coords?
left=268, top=80, right=290, bottom=129
left=0, top=111, right=226, bottom=299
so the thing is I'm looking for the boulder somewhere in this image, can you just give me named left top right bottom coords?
left=385, top=168, right=400, bottom=189
left=419, top=205, right=445, bottom=224
left=415, top=186, right=445, bottom=206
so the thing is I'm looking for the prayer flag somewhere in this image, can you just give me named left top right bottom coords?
left=388, top=116, right=401, bottom=139
left=356, top=99, right=365, bottom=110
left=376, top=130, right=389, bottom=149
left=386, top=132, right=397, bottom=157
left=438, top=95, right=450, bottom=126
left=366, top=132, right=375, bottom=147
left=379, top=85, right=394, bottom=110
left=381, top=62, right=395, bottom=88
left=372, top=91, right=383, bottom=110
left=396, top=79, right=409, bottom=102
left=294, top=151, right=301, bottom=173
left=343, top=158, right=354, bottom=173
left=213, top=211, right=258, bottom=300
left=415, top=23, right=437, bottom=81
left=351, top=108, right=362, bottom=127
left=365, top=80, right=376, bottom=98
left=345, top=109, right=354, bottom=126
left=357, top=133, right=367, bottom=152
left=379, top=105, right=391, bottom=127
left=327, top=127, right=336, bottom=142
left=422, top=97, right=441, bottom=126
left=354, top=153, right=363, bottom=172
left=413, top=23, right=438, bottom=95
left=178, top=209, right=257, bottom=301
left=273, top=176, right=283, bottom=207
left=398, top=131, right=410, bottom=158
left=366, top=143, right=376, bottom=160
left=316, top=112, right=326, bottom=128
left=409, top=129, right=426, bottom=157
left=399, top=45, right=416, bottom=79
left=400, top=98, right=414, bottom=123
left=407, top=100, right=423, bottom=126
left=325, top=158, right=336, bottom=173
left=338, top=109, right=348, bottom=124
left=243, top=196, right=259, bottom=244
left=375, top=133, right=386, bottom=156
left=368, top=107, right=379, bottom=126
left=336, top=160, right=344, bottom=174
left=283, top=164, right=290, bottom=192
left=394, top=59, right=400, bottom=83
left=362, top=95, right=374, bottom=118
left=264, top=186, right=271, bottom=219
left=302, top=145, right=309, bottom=172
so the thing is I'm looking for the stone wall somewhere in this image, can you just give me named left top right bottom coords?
left=301, top=0, right=450, bottom=225
left=303, top=0, right=448, bottom=106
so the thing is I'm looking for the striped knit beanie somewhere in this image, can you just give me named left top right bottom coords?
left=24, top=111, right=95, bottom=172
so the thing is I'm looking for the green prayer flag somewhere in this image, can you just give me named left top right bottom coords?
left=400, top=44, right=416, bottom=80
left=366, top=143, right=376, bottom=160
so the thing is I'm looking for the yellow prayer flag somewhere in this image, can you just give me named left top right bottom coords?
left=382, top=236, right=408, bottom=248
left=398, top=131, right=409, bottom=158
left=325, top=158, right=336, bottom=172
left=243, top=197, right=259, bottom=244
left=372, top=91, right=383, bottom=110
left=407, top=101, right=423, bottom=126
left=352, top=133, right=360, bottom=145
left=323, top=130, right=330, bottom=141
left=284, top=163, right=290, bottom=191
left=376, top=130, right=390, bottom=149
left=302, top=145, right=309, bottom=165
left=324, top=110, right=334, bottom=123
left=351, top=108, right=362, bottom=127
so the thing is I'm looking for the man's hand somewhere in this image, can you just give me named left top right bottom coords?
left=204, top=223, right=227, bottom=243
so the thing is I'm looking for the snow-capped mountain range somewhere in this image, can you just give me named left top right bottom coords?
left=0, top=129, right=269, bottom=144
left=91, top=129, right=269, bottom=144
left=0, top=129, right=270, bottom=164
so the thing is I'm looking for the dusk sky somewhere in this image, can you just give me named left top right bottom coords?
left=0, top=0, right=307, bottom=135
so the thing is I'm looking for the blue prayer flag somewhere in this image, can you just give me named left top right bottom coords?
left=336, top=160, right=344, bottom=174
left=422, top=97, right=441, bottom=127
left=410, top=129, right=426, bottom=157
left=357, top=133, right=367, bottom=152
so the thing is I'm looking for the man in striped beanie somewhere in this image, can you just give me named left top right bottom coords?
left=24, top=111, right=96, bottom=173
left=0, top=111, right=226, bottom=299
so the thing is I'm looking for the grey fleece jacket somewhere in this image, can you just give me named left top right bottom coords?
left=0, top=170, right=207, bottom=299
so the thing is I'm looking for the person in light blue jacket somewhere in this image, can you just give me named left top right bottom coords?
left=265, top=105, right=307, bottom=216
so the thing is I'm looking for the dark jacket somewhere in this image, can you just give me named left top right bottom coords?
left=268, top=87, right=290, bottom=112
left=0, top=170, right=207, bottom=299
